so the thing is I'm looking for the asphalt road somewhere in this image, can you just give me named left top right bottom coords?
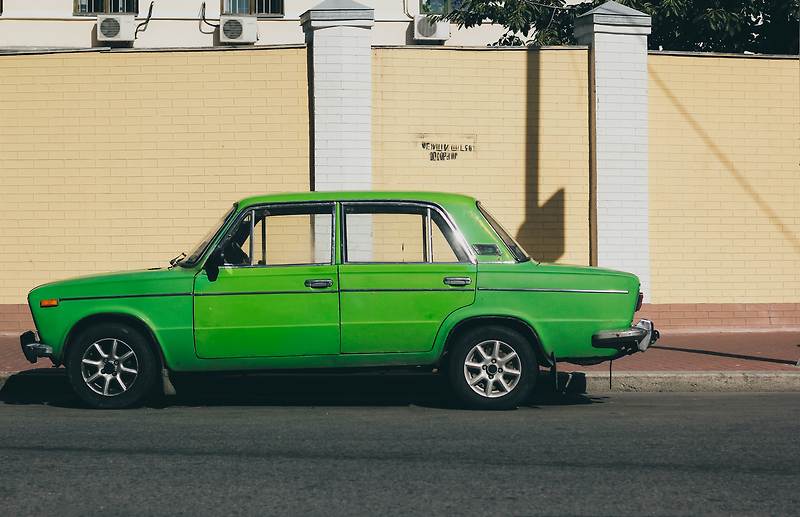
left=0, top=371, right=798, bottom=516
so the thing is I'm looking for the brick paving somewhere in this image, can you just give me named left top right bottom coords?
left=3, top=330, right=799, bottom=374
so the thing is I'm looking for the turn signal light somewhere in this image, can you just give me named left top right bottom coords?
left=40, top=299, right=59, bottom=308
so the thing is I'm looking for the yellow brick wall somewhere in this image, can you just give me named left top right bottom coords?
left=648, top=54, right=800, bottom=304
left=372, top=47, right=591, bottom=266
left=0, top=47, right=310, bottom=304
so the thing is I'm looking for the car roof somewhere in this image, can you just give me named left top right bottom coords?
left=237, top=191, right=478, bottom=209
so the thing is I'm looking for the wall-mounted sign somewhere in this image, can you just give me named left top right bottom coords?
left=417, top=134, right=477, bottom=162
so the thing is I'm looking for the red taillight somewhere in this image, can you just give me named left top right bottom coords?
left=635, top=292, right=643, bottom=311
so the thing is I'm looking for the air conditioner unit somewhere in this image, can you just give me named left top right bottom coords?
left=413, top=15, right=450, bottom=42
left=96, top=14, right=136, bottom=42
left=220, top=15, right=258, bottom=44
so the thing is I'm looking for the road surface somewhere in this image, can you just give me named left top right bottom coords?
left=0, top=371, right=797, bottom=516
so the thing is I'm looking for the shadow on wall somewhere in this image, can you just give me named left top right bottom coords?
left=516, top=48, right=566, bottom=264
left=650, top=69, right=800, bottom=256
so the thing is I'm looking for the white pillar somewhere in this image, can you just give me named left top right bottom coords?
left=575, top=1, right=652, bottom=300
left=301, top=0, right=374, bottom=192
left=302, top=0, right=374, bottom=261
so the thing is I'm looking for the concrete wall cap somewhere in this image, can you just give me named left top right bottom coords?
left=300, top=0, right=374, bottom=28
left=575, top=1, right=651, bottom=35
left=578, top=0, right=650, bottom=19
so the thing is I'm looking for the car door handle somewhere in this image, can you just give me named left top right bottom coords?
left=443, top=277, right=472, bottom=287
left=304, top=279, right=333, bottom=289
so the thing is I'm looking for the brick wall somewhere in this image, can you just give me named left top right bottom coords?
left=639, top=303, right=800, bottom=331
left=0, top=47, right=310, bottom=306
left=372, top=47, right=592, bottom=266
left=648, top=53, right=800, bottom=305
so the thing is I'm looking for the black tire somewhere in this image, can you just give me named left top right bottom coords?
left=447, top=325, right=537, bottom=410
left=66, top=322, right=159, bottom=409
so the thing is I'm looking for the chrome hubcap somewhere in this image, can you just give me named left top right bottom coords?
left=80, top=338, right=138, bottom=397
left=463, top=339, right=522, bottom=399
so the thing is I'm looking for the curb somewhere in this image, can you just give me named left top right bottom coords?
left=583, top=371, right=800, bottom=392
left=0, top=371, right=12, bottom=392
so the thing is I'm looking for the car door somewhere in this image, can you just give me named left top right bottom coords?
left=338, top=201, right=476, bottom=354
left=194, top=202, right=339, bottom=359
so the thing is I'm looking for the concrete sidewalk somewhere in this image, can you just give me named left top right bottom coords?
left=2, top=330, right=799, bottom=393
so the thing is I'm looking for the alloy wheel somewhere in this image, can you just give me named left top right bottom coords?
left=80, top=338, right=139, bottom=397
left=463, top=339, right=523, bottom=398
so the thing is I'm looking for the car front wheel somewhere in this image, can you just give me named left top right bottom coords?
left=447, top=325, right=536, bottom=410
left=66, top=323, right=159, bottom=409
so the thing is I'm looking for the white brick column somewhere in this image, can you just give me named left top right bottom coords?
left=575, top=1, right=652, bottom=300
left=302, top=0, right=374, bottom=261
left=301, top=0, right=374, bottom=192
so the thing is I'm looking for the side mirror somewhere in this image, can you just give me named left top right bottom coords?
left=205, top=247, right=223, bottom=282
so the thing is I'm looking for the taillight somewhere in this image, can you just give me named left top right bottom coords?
left=635, top=292, right=643, bottom=311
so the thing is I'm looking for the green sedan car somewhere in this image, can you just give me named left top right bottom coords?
left=21, top=192, right=657, bottom=409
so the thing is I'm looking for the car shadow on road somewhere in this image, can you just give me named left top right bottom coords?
left=0, top=368, right=604, bottom=409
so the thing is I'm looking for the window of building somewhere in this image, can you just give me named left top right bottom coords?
left=223, top=0, right=284, bottom=16
left=420, top=0, right=462, bottom=15
left=74, top=0, right=138, bottom=15
left=343, top=203, right=469, bottom=264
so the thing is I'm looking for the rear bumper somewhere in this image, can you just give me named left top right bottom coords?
left=592, top=319, right=659, bottom=355
left=20, top=330, right=53, bottom=364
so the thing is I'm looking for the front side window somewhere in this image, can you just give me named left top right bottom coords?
left=223, top=0, right=284, bottom=16
left=420, top=0, right=462, bottom=15
left=222, top=204, right=334, bottom=267
left=75, top=0, right=138, bottom=14
left=343, top=203, right=469, bottom=264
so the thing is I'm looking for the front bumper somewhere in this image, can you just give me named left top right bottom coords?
left=20, top=330, right=53, bottom=364
left=592, top=319, right=660, bottom=355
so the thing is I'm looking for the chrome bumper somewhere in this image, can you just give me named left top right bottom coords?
left=592, top=319, right=659, bottom=354
left=20, top=330, right=53, bottom=364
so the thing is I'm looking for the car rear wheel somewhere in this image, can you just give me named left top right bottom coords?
left=66, top=323, right=159, bottom=409
left=447, top=325, right=536, bottom=410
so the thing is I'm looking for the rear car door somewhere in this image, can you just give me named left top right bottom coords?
left=194, top=202, right=339, bottom=358
left=338, top=201, right=476, bottom=354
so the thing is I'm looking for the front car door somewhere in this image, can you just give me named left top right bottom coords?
left=194, top=202, right=339, bottom=358
left=338, top=201, right=476, bottom=354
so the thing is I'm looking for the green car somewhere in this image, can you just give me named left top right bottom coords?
left=21, top=192, right=657, bottom=409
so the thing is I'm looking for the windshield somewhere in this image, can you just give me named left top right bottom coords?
left=476, top=202, right=531, bottom=262
left=178, top=205, right=237, bottom=267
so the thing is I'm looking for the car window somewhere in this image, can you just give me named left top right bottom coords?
left=476, top=202, right=530, bottom=262
left=343, top=203, right=469, bottom=263
left=223, top=204, right=333, bottom=266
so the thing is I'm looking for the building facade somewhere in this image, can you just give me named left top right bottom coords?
left=0, top=0, right=507, bottom=48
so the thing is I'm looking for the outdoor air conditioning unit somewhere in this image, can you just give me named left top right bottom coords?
left=96, top=14, right=136, bottom=42
left=220, top=15, right=258, bottom=44
left=413, top=15, right=450, bottom=42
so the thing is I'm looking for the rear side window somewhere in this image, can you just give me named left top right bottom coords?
left=343, top=203, right=470, bottom=264
left=476, top=202, right=530, bottom=262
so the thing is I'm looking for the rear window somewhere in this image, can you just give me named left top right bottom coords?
left=476, top=202, right=530, bottom=263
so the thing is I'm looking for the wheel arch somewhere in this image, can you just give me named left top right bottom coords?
left=439, top=315, right=552, bottom=368
left=63, top=312, right=166, bottom=370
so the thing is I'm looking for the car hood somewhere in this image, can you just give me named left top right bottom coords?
left=29, top=267, right=197, bottom=303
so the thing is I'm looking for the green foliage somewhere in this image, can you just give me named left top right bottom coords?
left=439, top=0, right=800, bottom=54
